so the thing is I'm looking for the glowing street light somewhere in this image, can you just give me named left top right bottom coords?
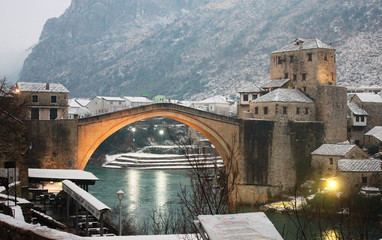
left=159, top=129, right=164, bottom=143
left=131, top=127, right=136, bottom=142
left=117, top=190, right=124, bottom=236
left=326, top=178, right=338, bottom=191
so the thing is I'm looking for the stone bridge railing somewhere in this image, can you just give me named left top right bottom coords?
left=78, top=103, right=240, bottom=126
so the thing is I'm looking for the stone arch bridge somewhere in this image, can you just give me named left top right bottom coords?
left=77, top=103, right=240, bottom=170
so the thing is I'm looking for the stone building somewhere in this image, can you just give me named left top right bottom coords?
left=364, top=126, right=382, bottom=149
left=237, top=84, right=265, bottom=118
left=68, top=98, right=91, bottom=119
left=347, top=93, right=382, bottom=146
left=192, top=95, right=236, bottom=116
left=338, top=159, right=382, bottom=192
left=16, top=82, right=69, bottom=120
left=124, top=96, right=152, bottom=108
left=87, top=96, right=127, bottom=115
left=311, top=142, right=367, bottom=178
left=271, top=38, right=336, bottom=99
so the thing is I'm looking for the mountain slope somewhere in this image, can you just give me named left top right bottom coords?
left=19, top=0, right=382, bottom=99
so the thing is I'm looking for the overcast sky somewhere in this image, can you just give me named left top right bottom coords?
left=0, top=0, right=71, bottom=82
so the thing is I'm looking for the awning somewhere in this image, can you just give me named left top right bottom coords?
left=62, top=180, right=110, bottom=220
left=28, top=169, right=99, bottom=185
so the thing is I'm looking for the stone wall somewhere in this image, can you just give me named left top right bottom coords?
left=27, top=119, right=78, bottom=169
left=315, top=85, right=347, bottom=143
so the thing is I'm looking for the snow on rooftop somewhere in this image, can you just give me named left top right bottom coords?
left=97, top=96, right=126, bottom=101
left=365, top=126, right=382, bottom=141
left=347, top=102, right=368, bottom=115
left=354, top=93, right=382, bottom=103
left=198, top=212, right=283, bottom=240
left=261, top=79, right=290, bottom=88
left=338, top=159, right=382, bottom=172
left=124, top=96, right=152, bottom=103
left=252, top=89, right=314, bottom=103
left=272, top=38, right=333, bottom=53
left=311, top=143, right=356, bottom=156
left=238, top=83, right=263, bottom=93
left=198, top=95, right=232, bottom=104
left=28, top=169, right=99, bottom=181
left=16, top=82, right=69, bottom=93
left=75, top=98, right=91, bottom=107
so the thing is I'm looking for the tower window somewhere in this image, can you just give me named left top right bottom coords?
left=293, top=74, right=297, bottom=81
left=305, top=108, right=309, bottom=114
left=302, top=73, right=306, bottom=81
left=329, top=158, right=333, bottom=165
left=289, top=55, right=294, bottom=63
left=361, top=116, right=365, bottom=122
left=277, top=56, right=282, bottom=64
left=283, top=107, right=287, bottom=114
left=284, top=73, right=288, bottom=79
left=252, top=94, right=257, bottom=100
left=254, top=107, right=258, bottom=114
left=243, top=94, right=248, bottom=102
left=296, top=107, right=300, bottom=115
left=264, top=107, right=268, bottom=115
left=324, top=54, right=328, bottom=61
left=356, top=116, right=360, bottom=122
left=32, top=95, right=38, bottom=102
left=307, top=53, right=312, bottom=61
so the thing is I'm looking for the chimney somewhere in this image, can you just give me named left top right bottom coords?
left=46, top=83, right=50, bottom=90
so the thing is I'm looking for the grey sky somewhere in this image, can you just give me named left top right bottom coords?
left=0, top=0, right=70, bottom=82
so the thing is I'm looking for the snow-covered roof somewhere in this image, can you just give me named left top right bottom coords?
left=261, top=79, right=290, bottom=88
left=75, top=98, right=91, bottom=107
left=97, top=96, right=125, bottom=101
left=28, top=169, right=99, bottom=181
left=311, top=143, right=356, bottom=156
left=198, top=95, right=232, bottom=104
left=238, top=83, right=263, bottom=93
left=365, top=126, right=382, bottom=142
left=62, top=180, right=110, bottom=218
left=124, top=96, right=152, bottom=103
left=338, top=159, right=382, bottom=172
left=272, top=38, right=333, bottom=53
left=16, top=82, right=69, bottom=93
left=354, top=93, right=382, bottom=103
left=251, top=89, right=314, bottom=103
left=347, top=102, right=368, bottom=115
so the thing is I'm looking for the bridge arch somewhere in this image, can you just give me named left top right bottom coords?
left=77, top=104, right=239, bottom=170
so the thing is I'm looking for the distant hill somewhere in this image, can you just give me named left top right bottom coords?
left=19, top=0, right=382, bottom=99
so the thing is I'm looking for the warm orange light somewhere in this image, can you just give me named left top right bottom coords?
left=15, top=88, right=20, bottom=94
left=327, top=179, right=338, bottom=191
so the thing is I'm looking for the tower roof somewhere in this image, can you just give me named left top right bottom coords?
left=272, top=38, right=334, bottom=53
left=251, top=89, right=314, bottom=103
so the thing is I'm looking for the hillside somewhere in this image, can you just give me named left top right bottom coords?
left=19, top=0, right=382, bottom=99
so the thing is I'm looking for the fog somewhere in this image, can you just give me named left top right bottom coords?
left=0, top=0, right=71, bottom=82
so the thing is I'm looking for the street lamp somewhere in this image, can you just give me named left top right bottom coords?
left=131, top=127, right=136, bottom=142
left=159, top=129, right=164, bottom=143
left=117, top=190, right=124, bottom=236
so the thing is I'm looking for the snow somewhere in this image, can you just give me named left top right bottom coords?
left=347, top=102, right=368, bottom=115
left=12, top=205, right=25, bottom=222
left=198, top=212, right=283, bottom=240
left=365, top=126, right=382, bottom=141
left=124, top=96, right=152, bottom=103
left=28, top=168, right=99, bottom=181
left=62, top=180, right=110, bottom=213
left=272, top=38, right=333, bottom=53
left=16, top=82, right=69, bottom=93
left=354, top=93, right=382, bottom=103
left=252, top=89, right=314, bottom=103
left=311, top=143, right=356, bottom=156
left=338, top=159, right=382, bottom=172
left=0, top=193, right=31, bottom=205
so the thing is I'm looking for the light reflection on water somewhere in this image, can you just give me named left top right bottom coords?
left=84, top=164, right=191, bottom=223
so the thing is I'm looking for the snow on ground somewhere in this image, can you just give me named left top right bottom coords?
left=11, top=205, right=25, bottom=222
left=0, top=193, right=31, bottom=205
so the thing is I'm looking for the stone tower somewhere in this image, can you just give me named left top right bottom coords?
left=270, top=38, right=336, bottom=100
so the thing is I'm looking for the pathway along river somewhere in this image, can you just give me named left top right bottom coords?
left=84, top=164, right=363, bottom=239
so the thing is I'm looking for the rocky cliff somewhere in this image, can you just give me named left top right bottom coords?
left=19, top=0, right=382, bottom=99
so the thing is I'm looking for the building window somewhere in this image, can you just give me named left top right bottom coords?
left=254, top=107, right=258, bottom=114
left=302, top=73, right=306, bottom=81
left=277, top=56, right=282, bottom=64
left=293, top=74, right=297, bottom=81
left=305, top=108, right=309, bottom=115
left=32, top=95, right=38, bottom=102
left=264, top=107, right=268, bottom=115
left=252, top=94, right=258, bottom=100
left=31, top=108, right=39, bottom=120
left=50, top=109, right=58, bottom=120
left=243, top=94, right=248, bottom=102
left=362, top=177, right=367, bottom=184
left=51, top=96, right=57, bottom=103
left=324, top=54, right=328, bottom=61
left=296, top=107, right=300, bottom=114
left=329, top=158, right=333, bottom=165
left=284, top=73, right=288, bottom=79
left=361, top=116, right=365, bottom=122
left=289, top=55, right=294, bottom=63
left=356, top=116, right=360, bottom=122
left=307, top=53, right=312, bottom=61
left=283, top=107, right=287, bottom=114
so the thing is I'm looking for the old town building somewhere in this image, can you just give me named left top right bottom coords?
left=16, top=82, right=69, bottom=120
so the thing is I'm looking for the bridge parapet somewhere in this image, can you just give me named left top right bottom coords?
left=78, top=103, right=239, bottom=125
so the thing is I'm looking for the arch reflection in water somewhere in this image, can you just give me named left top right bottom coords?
left=126, top=169, right=140, bottom=212
left=155, top=171, right=167, bottom=209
